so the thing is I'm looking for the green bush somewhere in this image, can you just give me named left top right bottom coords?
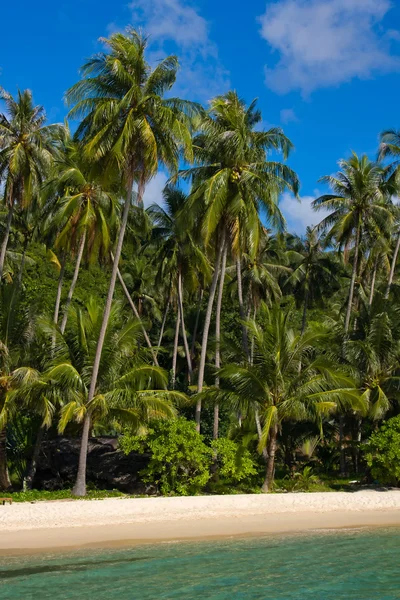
left=365, top=415, right=400, bottom=485
left=120, top=418, right=212, bottom=496
left=211, top=438, right=257, bottom=485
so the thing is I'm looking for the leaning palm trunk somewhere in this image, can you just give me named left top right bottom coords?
left=369, top=259, right=378, bottom=306
left=213, top=241, right=227, bottom=440
left=155, top=297, right=170, bottom=358
left=53, top=255, right=66, bottom=325
left=196, top=229, right=226, bottom=431
left=236, top=256, right=250, bottom=360
left=191, top=288, right=203, bottom=359
left=177, top=271, right=193, bottom=384
left=344, top=222, right=361, bottom=334
left=262, top=424, right=278, bottom=493
left=60, top=231, right=87, bottom=334
left=0, top=427, right=11, bottom=491
left=24, top=425, right=45, bottom=490
left=171, top=310, right=181, bottom=389
left=0, top=201, right=15, bottom=282
left=72, top=181, right=133, bottom=497
left=114, top=257, right=159, bottom=367
left=385, top=233, right=400, bottom=300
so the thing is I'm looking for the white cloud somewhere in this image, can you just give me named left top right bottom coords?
left=280, top=108, right=298, bottom=124
left=258, top=0, right=400, bottom=95
left=142, top=172, right=168, bottom=209
left=280, top=192, right=330, bottom=234
left=129, top=0, right=230, bottom=101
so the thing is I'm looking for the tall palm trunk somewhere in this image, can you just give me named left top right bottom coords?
left=156, top=297, right=170, bottom=358
left=60, top=231, right=87, bottom=334
left=301, top=286, right=309, bottom=335
left=72, top=180, right=133, bottom=497
left=53, top=255, right=66, bottom=325
left=17, top=236, right=29, bottom=287
left=196, top=229, right=226, bottom=431
left=236, top=256, right=250, bottom=360
left=177, top=271, right=193, bottom=383
left=115, top=258, right=159, bottom=367
left=0, top=201, right=15, bottom=282
left=213, top=241, right=228, bottom=440
left=24, top=425, right=45, bottom=490
left=171, top=310, right=181, bottom=389
left=339, top=415, right=346, bottom=476
left=262, top=424, right=277, bottom=493
left=385, top=233, right=400, bottom=300
left=344, top=221, right=361, bottom=334
left=0, top=427, right=11, bottom=491
left=369, top=259, right=378, bottom=306
left=191, top=288, right=203, bottom=359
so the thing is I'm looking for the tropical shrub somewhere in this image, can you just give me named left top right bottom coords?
left=120, top=418, right=212, bottom=495
left=365, top=416, right=400, bottom=485
left=211, top=438, right=257, bottom=485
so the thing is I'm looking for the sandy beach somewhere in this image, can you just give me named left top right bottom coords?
left=1, top=490, right=400, bottom=554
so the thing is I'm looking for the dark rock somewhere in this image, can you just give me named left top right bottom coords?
left=35, top=437, right=150, bottom=493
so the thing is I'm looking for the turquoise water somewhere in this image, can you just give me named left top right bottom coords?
left=1, top=528, right=400, bottom=599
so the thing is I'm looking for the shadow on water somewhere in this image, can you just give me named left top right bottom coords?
left=0, top=555, right=152, bottom=580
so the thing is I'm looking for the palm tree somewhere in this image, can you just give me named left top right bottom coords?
left=149, top=185, right=210, bottom=384
left=313, top=154, right=393, bottom=333
left=45, top=135, right=118, bottom=334
left=0, top=88, right=59, bottom=280
left=181, top=92, right=299, bottom=429
left=65, top=29, right=196, bottom=495
left=286, top=227, right=340, bottom=333
left=210, top=306, right=362, bottom=491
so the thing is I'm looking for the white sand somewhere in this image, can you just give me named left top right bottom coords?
left=1, top=491, right=400, bottom=553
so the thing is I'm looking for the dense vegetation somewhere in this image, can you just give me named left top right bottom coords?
left=2, top=28, right=400, bottom=498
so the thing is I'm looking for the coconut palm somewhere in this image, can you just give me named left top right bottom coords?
left=208, top=306, right=362, bottom=491
left=149, top=185, right=210, bottom=384
left=65, top=28, right=196, bottom=495
left=181, top=91, right=299, bottom=428
left=313, top=154, right=393, bottom=333
left=0, top=88, right=59, bottom=280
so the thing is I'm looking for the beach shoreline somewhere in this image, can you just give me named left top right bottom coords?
left=1, top=491, right=400, bottom=556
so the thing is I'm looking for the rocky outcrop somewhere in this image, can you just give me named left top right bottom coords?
left=34, top=437, right=150, bottom=493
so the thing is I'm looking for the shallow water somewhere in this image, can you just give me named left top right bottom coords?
left=1, top=528, right=400, bottom=599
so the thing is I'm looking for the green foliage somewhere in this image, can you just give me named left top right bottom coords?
left=8, top=489, right=125, bottom=502
left=365, top=415, right=400, bottom=485
left=120, top=418, right=211, bottom=495
left=211, top=438, right=257, bottom=484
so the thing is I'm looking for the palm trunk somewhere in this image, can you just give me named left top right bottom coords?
left=115, top=258, right=159, bottom=367
left=72, top=179, right=133, bottom=497
left=0, top=427, right=11, bottom=491
left=385, top=233, right=400, bottom=300
left=171, top=310, right=181, bottom=389
left=262, top=424, right=277, bottom=492
left=17, top=237, right=29, bottom=288
left=60, top=231, right=86, bottom=334
left=0, top=201, right=15, bottom=282
left=368, top=259, right=378, bottom=306
left=236, top=256, right=250, bottom=360
left=54, top=255, right=66, bottom=324
left=344, top=221, right=361, bottom=334
left=196, top=229, right=226, bottom=431
left=301, top=288, right=309, bottom=335
left=177, top=271, right=193, bottom=383
left=156, top=297, right=170, bottom=358
left=213, top=241, right=228, bottom=440
left=191, top=288, right=203, bottom=360
left=339, top=415, right=346, bottom=476
left=24, top=426, right=45, bottom=490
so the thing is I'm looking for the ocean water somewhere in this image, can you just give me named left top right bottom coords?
left=1, top=528, right=400, bottom=599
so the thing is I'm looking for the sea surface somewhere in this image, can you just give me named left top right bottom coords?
left=1, top=527, right=400, bottom=599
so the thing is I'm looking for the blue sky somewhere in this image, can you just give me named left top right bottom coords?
left=2, top=0, right=400, bottom=233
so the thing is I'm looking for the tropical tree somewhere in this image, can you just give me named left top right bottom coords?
left=181, top=91, right=299, bottom=428
left=209, top=306, right=362, bottom=491
left=313, top=154, right=393, bottom=333
left=0, top=88, right=59, bottom=280
left=64, top=29, right=196, bottom=495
